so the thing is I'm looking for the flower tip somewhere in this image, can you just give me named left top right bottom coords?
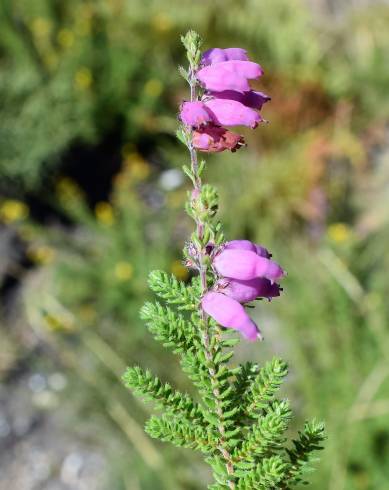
left=244, top=328, right=262, bottom=342
left=247, top=328, right=263, bottom=342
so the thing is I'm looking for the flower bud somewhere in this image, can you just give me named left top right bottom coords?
left=209, top=90, right=270, bottom=110
left=204, top=98, right=262, bottom=128
left=225, top=240, right=257, bottom=252
left=201, top=48, right=249, bottom=65
left=180, top=101, right=214, bottom=127
left=201, top=291, right=261, bottom=341
left=254, top=244, right=271, bottom=258
left=214, top=249, right=285, bottom=282
left=197, top=61, right=263, bottom=93
left=221, top=277, right=281, bottom=303
left=192, top=124, right=245, bottom=153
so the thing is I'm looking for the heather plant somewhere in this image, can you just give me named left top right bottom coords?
left=123, top=31, right=325, bottom=489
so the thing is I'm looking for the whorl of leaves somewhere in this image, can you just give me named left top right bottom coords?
left=148, top=270, right=200, bottom=310
left=285, top=420, right=326, bottom=486
left=140, top=301, right=196, bottom=353
left=243, top=358, right=288, bottom=416
left=122, top=366, right=203, bottom=422
left=146, top=415, right=214, bottom=454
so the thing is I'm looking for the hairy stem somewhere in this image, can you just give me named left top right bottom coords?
left=187, top=68, right=235, bottom=489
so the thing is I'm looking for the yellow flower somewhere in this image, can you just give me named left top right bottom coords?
left=144, top=79, right=163, bottom=98
left=152, top=13, right=172, bottom=32
left=124, top=153, right=151, bottom=181
left=114, top=262, right=134, bottom=281
left=57, top=29, right=75, bottom=49
left=95, top=202, right=115, bottom=225
left=0, top=200, right=29, bottom=224
left=171, top=260, right=189, bottom=281
left=327, top=223, right=352, bottom=243
left=31, top=18, right=51, bottom=37
left=42, top=312, right=74, bottom=332
left=56, top=177, right=82, bottom=201
left=74, top=67, right=93, bottom=90
left=27, top=246, right=56, bottom=265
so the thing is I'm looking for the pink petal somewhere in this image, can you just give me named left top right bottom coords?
left=214, top=249, right=285, bottom=281
left=201, top=48, right=249, bottom=65
left=225, top=240, right=257, bottom=252
left=201, top=292, right=261, bottom=341
left=204, top=98, right=262, bottom=128
left=209, top=90, right=271, bottom=110
left=180, top=101, right=215, bottom=127
left=254, top=244, right=271, bottom=258
left=192, top=132, right=213, bottom=150
left=197, top=65, right=250, bottom=92
left=220, top=61, right=264, bottom=79
left=222, top=277, right=281, bottom=303
left=225, top=240, right=271, bottom=258
left=197, top=61, right=263, bottom=93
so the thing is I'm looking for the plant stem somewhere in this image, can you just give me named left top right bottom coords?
left=187, top=71, right=236, bottom=489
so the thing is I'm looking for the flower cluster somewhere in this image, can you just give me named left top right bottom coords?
left=180, top=47, right=270, bottom=152
left=202, top=240, right=285, bottom=341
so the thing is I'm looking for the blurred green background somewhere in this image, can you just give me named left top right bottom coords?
left=1, top=0, right=389, bottom=489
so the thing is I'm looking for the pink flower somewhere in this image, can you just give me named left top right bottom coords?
left=180, top=101, right=214, bottom=127
left=225, top=240, right=271, bottom=258
left=209, top=90, right=271, bottom=110
left=204, top=98, right=262, bottom=128
left=224, top=240, right=257, bottom=252
left=201, top=291, right=261, bottom=341
left=201, top=48, right=249, bottom=65
left=201, top=239, right=284, bottom=341
left=192, top=124, right=245, bottom=153
left=196, top=61, right=263, bottom=93
left=254, top=244, right=272, bottom=258
left=220, top=277, right=281, bottom=303
left=214, top=249, right=285, bottom=282
left=179, top=47, right=270, bottom=151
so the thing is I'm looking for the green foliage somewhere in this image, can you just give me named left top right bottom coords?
left=123, top=366, right=203, bottom=422
left=0, top=0, right=174, bottom=187
left=145, top=415, right=214, bottom=454
left=236, top=400, right=292, bottom=461
left=148, top=270, right=200, bottom=310
left=242, top=358, right=289, bottom=416
left=286, top=421, right=326, bottom=486
left=236, top=456, right=288, bottom=489
left=140, top=301, right=197, bottom=353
